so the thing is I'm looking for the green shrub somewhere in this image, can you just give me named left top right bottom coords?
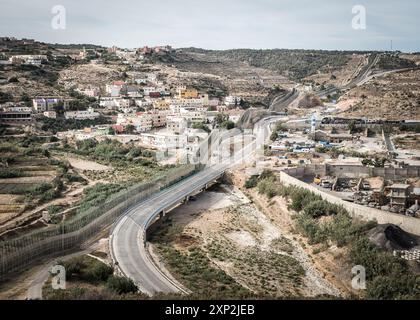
left=62, top=255, right=113, bottom=283
left=295, top=212, right=326, bottom=244
left=366, top=274, right=420, bottom=300
left=47, top=205, right=62, bottom=215
left=0, top=168, right=24, bottom=178
left=244, top=176, right=258, bottom=189
left=257, top=177, right=278, bottom=198
left=106, top=276, right=138, bottom=294
left=303, top=200, right=344, bottom=218
left=289, top=189, right=322, bottom=211
left=84, top=262, right=113, bottom=283
left=78, top=183, right=124, bottom=211
left=349, top=238, right=407, bottom=280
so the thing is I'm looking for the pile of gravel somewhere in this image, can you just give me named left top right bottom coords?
left=368, top=224, right=419, bottom=251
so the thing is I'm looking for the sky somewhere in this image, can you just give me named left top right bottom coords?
left=0, top=0, right=419, bottom=52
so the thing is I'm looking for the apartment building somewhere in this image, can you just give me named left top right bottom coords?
left=9, top=55, right=48, bottom=66
left=32, top=98, right=70, bottom=112
left=77, top=87, right=100, bottom=98
left=0, top=109, right=32, bottom=125
left=177, top=87, right=199, bottom=99
left=106, top=81, right=126, bottom=97
left=166, top=116, right=188, bottom=134
left=117, top=113, right=152, bottom=132
left=64, top=107, right=100, bottom=120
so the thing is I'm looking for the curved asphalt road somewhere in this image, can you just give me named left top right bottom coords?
left=110, top=115, right=280, bottom=295
left=110, top=164, right=228, bottom=294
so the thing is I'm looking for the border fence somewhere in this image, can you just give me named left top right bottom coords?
left=0, top=164, right=198, bottom=281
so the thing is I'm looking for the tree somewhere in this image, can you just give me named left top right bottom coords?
left=192, top=122, right=210, bottom=133
left=270, top=131, right=278, bottom=142
left=215, top=113, right=228, bottom=125
left=348, top=120, right=356, bottom=133
left=222, top=120, right=235, bottom=130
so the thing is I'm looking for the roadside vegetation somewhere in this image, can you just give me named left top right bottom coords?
left=42, top=255, right=142, bottom=300
left=245, top=170, right=420, bottom=300
left=149, top=186, right=309, bottom=299
left=150, top=226, right=252, bottom=299
left=270, top=123, right=287, bottom=142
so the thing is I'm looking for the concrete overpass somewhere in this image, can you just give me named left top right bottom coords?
left=109, top=102, right=289, bottom=295
left=110, top=163, right=231, bottom=294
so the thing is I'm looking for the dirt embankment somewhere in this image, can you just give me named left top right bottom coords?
left=152, top=183, right=341, bottom=298
left=227, top=168, right=362, bottom=298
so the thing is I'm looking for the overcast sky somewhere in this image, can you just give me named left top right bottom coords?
left=0, top=0, right=419, bottom=52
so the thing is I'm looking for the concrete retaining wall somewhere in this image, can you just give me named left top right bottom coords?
left=279, top=171, right=420, bottom=236
left=284, top=164, right=420, bottom=180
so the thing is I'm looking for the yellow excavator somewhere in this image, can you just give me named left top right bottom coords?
left=313, top=174, right=321, bottom=185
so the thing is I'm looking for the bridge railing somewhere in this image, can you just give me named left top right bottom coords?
left=0, top=164, right=198, bottom=281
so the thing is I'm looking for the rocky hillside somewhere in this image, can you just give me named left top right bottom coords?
left=338, top=68, right=420, bottom=120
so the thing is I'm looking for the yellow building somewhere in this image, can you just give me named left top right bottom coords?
left=178, top=87, right=199, bottom=99
left=153, top=99, right=170, bottom=110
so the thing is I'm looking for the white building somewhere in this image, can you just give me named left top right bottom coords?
left=106, top=81, right=126, bottom=97
left=64, top=107, right=100, bottom=120
left=224, top=96, right=240, bottom=106
left=180, top=108, right=206, bottom=124
left=32, top=98, right=70, bottom=113
left=116, top=113, right=153, bottom=132
left=99, top=97, right=118, bottom=109
left=77, top=87, right=100, bottom=98
left=166, top=116, right=188, bottom=134
left=141, top=131, right=186, bottom=150
left=2, top=106, right=32, bottom=113
left=43, top=111, right=57, bottom=119
left=9, top=55, right=48, bottom=66
left=147, top=73, right=157, bottom=83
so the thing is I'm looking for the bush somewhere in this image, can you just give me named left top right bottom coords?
left=106, top=276, right=138, bottom=294
left=270, top=131, right=278, bottom=142
left=78, top=183, right=125, bottom=212
left=0, top=168, right=23, bottom=178
left=47, top=205, right=62, bottom=215
left=192, top=122, right=211, bottom=133
left=8, top=76, right=19, bottom=83
left=349, top=238, right=407, bottom=280
left=296, top=212, right=326, bottom=244
left=303, top=200, right=344, bottom=218
left=257, top=177, right=278, bottom=198
left=366, top=274, right=420, bottom=300
left=62, top=255, right=113, bottom=283
left=84, top=262, right=113, bottom=283
left=244, top=176, right=258, bottom=189
left=289, top=189, right=322, bottom=212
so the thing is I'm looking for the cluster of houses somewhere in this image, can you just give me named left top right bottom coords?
left=0, top=41, right=247, bottom=159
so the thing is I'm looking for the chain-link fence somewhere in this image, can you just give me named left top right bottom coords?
left=0, top=164, right=198, bottom=281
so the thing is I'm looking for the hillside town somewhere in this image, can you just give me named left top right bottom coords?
left=0, top=40, right=244, bottom=165
left=0, top=35, right=419, bottom=302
